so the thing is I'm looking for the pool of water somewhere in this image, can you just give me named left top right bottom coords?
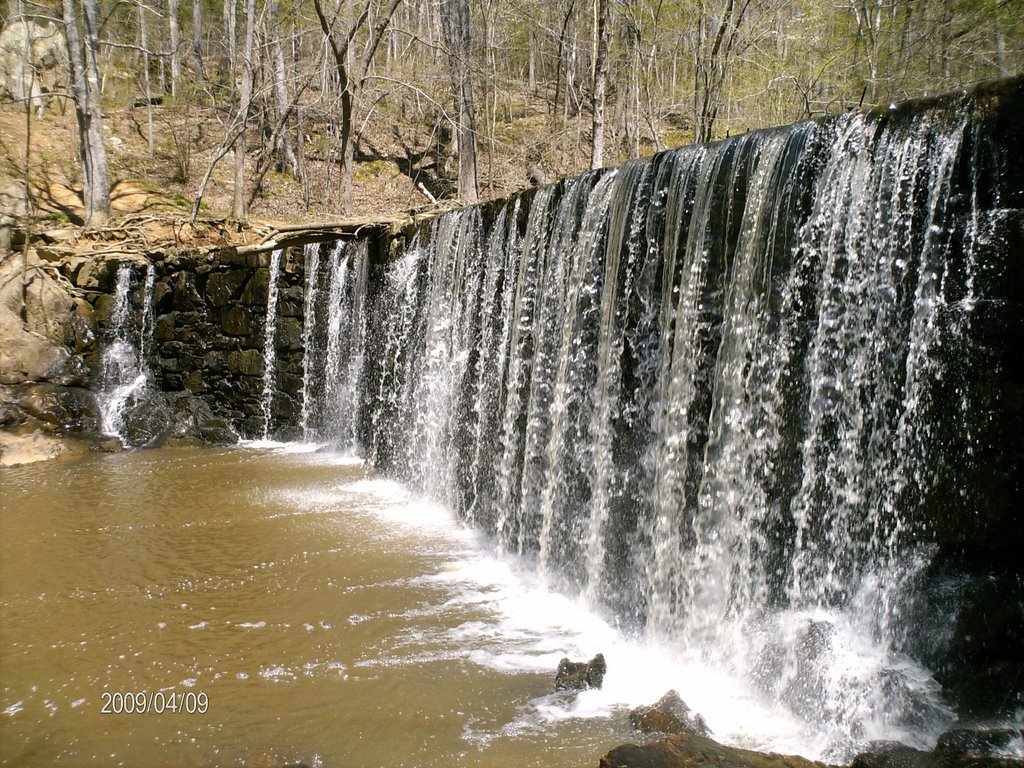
left=1, top=445, right=827, bottom=767
left=0, top=447, right=643, bottom=767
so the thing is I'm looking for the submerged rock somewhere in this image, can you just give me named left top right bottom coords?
left=630, top=690, right=710, bottom=737
left=555, top=653, right=607, bottom=691
left=599, top=732, right=828, bottom=768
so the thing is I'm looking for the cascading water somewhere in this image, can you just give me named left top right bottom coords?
left=98, top=262, right=157, bottom=445
left=298, top=240, right=368, bottom=448
left=294, top=83, right=1022, bottom=759
left=300, top=242, right=322, bottom=440
left=258, top=248, right=283, bottom=440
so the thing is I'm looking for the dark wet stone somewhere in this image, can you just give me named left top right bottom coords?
left=12, top=383, right=99, bottom=433
left=599, top=732, right=828, bottom=768
left=199, top=417, right=238, bottom=445
left=221, top=305, right=253, bottom=336
left=555, top=652, right=606, bottom=691
left=852, top=731, right=1024, bottom=768
left=205, top=269, right=249, bottom=307
left=228, top=349, right=263, bottom=377
left=850, top=743, right=934, bottom=768
left=117, top=386, right=174, bottom=448
left=630, top=690, right=710, bottom=737
left=241, top=268, right=270, bottom=305
left=275, top=317, right=304, bottom=351
left=935, top=728, right=1023, bottom=760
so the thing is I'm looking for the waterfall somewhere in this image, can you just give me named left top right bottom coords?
left=300, top=242, right=322, bottom=440
left=98, top=262, right=156, bottom=445
left=259, top=249, right=283, bottom=440
left=298, top=240, right=368, bottom=448
left=294, top=83, right=1021, bottom=759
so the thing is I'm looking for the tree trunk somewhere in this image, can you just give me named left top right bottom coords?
left=192, top=0, right=204, bottom=80
left=222, top=0, right=236, bottom=84
left=268, top=0, right=298, bottom=176
left=590, top=0, right=609, bottom=170
left=312, top=0, right=403, bottom=213
left=63, top=0, right=110, bottom=227
left=442, top=0, right=478, bottom=203
left=232, top=0, right=256, bottom=221
left=139, top=0, right=154, bottom=155
left=168, top=0, right=181, bottom=97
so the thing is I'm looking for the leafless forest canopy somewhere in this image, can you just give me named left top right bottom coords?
left=4, top=0, right=1022, bottom=222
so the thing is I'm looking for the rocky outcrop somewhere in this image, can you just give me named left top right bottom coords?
left=0, top=252, right=101, bottom=466
left=630, top=691, right=710, bottom=738
left=0, top=19, right=69, bottom=117
left=555, top=653, right=607, bottom=691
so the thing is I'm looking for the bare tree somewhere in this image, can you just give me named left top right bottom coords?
left=138, top=0, right=154, bottom=154
left=442, top=0, right=478, bottom=202
left=62, top=0, right=110, bottom=226
left=590, top=0, right=609, bottom=169
left=168, top=0, right=181, bottom=97
left=312, top=0, right=404, bottom=212
left=222, top=0, right=236, bottom=84
left=268, top=0, right=298, bottom=176
left=192, top=0, right=204, bottom=80
left=232, top=0, right=256, bottom=221
left=694, top=0, right=752, bottom=143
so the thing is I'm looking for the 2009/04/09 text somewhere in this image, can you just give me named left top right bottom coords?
left=100, top=690, right=209, bottom=714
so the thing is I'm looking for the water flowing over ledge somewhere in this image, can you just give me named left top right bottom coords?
left=293, top=79, right=1022, bottom=760
left=27, top=78, right=1012, bottom=762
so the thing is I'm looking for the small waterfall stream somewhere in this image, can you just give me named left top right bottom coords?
left=298, top=240, right=368, bottom=449
left=98, top=262, right=156, bottom=445
left=300, top=242, right=322, bottom=440
left=259, top=249, right=283, bottom=440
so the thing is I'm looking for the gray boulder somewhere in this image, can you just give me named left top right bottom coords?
left=0, top=19, right=69, bottom=117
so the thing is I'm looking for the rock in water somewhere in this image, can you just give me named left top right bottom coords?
left=934, top=728, right=1023, bottom=760
left=555, top=653, right=606, bottom=691
left=851, top=729, right=1024, bottom=768
left=599, top=732, right=829, bottom=768
left=630, top=690, right=710, bottom=737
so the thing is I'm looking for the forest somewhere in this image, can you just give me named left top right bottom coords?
left=1, top=0, right=1022, bottom=227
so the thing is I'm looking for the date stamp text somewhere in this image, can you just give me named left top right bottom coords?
left=100, top=690, right=209, bottom=714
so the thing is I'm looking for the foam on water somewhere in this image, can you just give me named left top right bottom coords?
left=238, top=440, right=363, bottom=461
left=293, top=464, right=837, bottom=759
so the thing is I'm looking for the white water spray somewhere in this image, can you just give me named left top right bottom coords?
left=259, top=249, right=283, bottom=440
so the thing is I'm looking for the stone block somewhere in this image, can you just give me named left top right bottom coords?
left=183, top=370, right=207, bottom=393
left=154, top=313, right=177, bottom=342
left=205, top=269, right=249, bottom=307
left=221, top=305, right=252, bottom=336
left=241, top=268, right=270, bottom=305
left=227, top=349, right=263, bottom=377
left=275, top=317, right=304, bottom=351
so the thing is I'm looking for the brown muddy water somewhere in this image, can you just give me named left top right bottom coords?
left=0, top=446, right=641, bottom=767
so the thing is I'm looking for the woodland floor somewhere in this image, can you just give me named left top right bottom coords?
left=0, top=83, right=618, bottom=249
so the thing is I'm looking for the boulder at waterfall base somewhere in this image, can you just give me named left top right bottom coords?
left=630, top=690, right=710, bottom=737
left=599, top=732, right=829, bottom=768
left=555, top=653, right=607, bottom=691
